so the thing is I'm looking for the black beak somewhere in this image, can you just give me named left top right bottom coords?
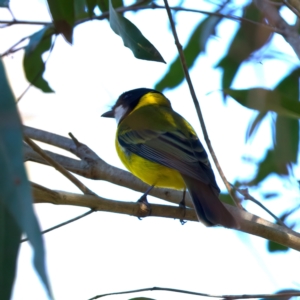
left=101, top=110, right=114, bottom=118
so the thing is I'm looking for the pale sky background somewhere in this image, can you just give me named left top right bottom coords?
left=1, top=0, right=300, bottom=299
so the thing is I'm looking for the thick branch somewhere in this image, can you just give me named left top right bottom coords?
left=23, top=126, right=192, bottom=207
left=24, top=125, right=300, bottom=249
left=32, top=185, right=300, bottom=251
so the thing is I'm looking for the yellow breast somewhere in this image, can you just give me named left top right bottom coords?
left=115, top=138, right=185, bottom=190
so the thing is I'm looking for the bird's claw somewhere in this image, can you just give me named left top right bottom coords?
left=179, top=196, right=187, bottom=225
left=137, top=195, right=152, bottom=219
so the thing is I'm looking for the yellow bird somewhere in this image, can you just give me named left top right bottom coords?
left=102, top=88, right=238, bottom=228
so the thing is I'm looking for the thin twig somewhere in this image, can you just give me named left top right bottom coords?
left=6, top=3, right=16, bottom=21
left=88, top=286, right=300, bottom=300
left=24, top=135, right=95, bottom=195
left=162, top=0, right=240, bottom=207
left=23, top=126, right=190, bottom=207
left=20, top=209, right=94, bottom=243
left=255, top=0, right=300, bottom=59
left=32, top=185, right=300, bottom=250
left=0, top=35, right=30, bottom=58
left=0, top=3, right=284, bottom=34
left=231, top=185, right=287, bottom=227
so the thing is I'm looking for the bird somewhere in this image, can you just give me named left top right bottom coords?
left=102, top=88, right=238, bottom=228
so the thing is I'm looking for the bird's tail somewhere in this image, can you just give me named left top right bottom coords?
left=182, top=175, right=239, bottom=229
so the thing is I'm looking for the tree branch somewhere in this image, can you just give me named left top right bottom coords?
left=24, top=135, right=95, bottom=195
left=23, top=126, right=191, bottom=207
left=88, top=286, right=300, bottom=300
left=254, top=0, right=300, bottom=59
left=24, top=126, right=300, bottom=249
left=32, top=184, right=300, bottom=251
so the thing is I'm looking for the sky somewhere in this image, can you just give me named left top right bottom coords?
left=1, top=0, right=300, bottom=299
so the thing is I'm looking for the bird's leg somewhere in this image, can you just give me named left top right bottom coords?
left=179, top=189, right=187, bottom=225
left=137, top=185, right=153, bottom=218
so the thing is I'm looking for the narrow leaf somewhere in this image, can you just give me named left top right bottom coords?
left=86, top=0, right=97, bottom=17
left=75, top=0, right=89, bottom=20
left=267, top=241, right=289, bottom=252
left=217, top=3, right=273, bottom=89
left=225, top=88, right=300, bottom=119
left=275, top=116, right=298, bottom=164
left=46, top=0, right=75, bottom=44
left=246, top=111, right=267, bottom=141
left=97, top=0, right=123, bottom=13
left=0, top=58, right=52, bottom=297
left=273, top=67, right=300, bottom=166
left=23, top=26, right=55, bottom=93
left=249, top=149, right=289, bottom=186
left=109, top=0, right=165, bottom=63
left=156, top=14, right=222, bottom=91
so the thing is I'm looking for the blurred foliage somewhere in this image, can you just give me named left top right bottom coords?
left=0, top=58, right=52, bottom=299
left=97, top=0, right=123, bottom=13
left=227, top=68, right=300, bottom=185
left=217, top=2, right=273, bottom=89
left=2, top=0, right=300, bottom=298
left=23, top=25, right=55, bottom=93
left=156, top=12, right=222, bottom=90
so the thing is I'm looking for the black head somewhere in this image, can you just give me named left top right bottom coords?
left=101, top=88, right=161, bottom=119
left=114, top=88, right=160, bottom=110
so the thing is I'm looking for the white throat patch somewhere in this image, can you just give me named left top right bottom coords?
left=114, top=105, right=128, bottom=124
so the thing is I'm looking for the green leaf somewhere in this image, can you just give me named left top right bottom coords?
left=275, top=116, right=298, bottom=164
left=0, top=58, right=52, bottom=298
left=46, top=0, right=75, bottom=44
left=86, top=0, right=98, bottom=17
left=268, top=240, right=289, bottom=252
left=225, top=88, right=300, bottom=119
left=156, top=13, right=222, bottom=91
left=0, top=0, right=9, bottom=7
left=0, top=202, right=21, bottom=300
left=234, top=68, right=300, bottom=180
left=246, top=111, right=267, bottom=141
left=74, top=0, right=89, bottom=20
left=97, top=0, right=123, bottom=13
left=273, top=67, right=300, bottom=166
left=109, top=0, right=165, bottom=63
left=217, top=3, right=273, bottom=88
left=249, top=149, right=289, bottom=185
left=23, top=26, right=55, bottom=93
